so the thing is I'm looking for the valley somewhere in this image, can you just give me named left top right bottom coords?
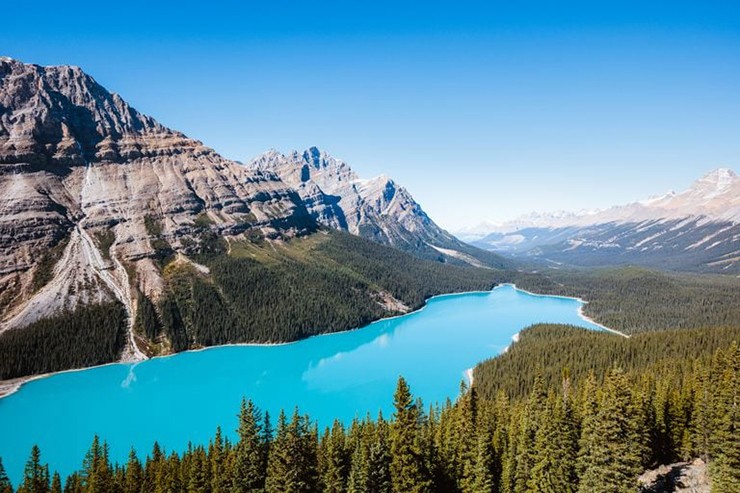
left=0, top=55, right=738, bottom=493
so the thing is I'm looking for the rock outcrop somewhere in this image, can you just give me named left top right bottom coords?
left=249, top=147, right=498, bottom=265
left=0, top=57, right=315, bottom=354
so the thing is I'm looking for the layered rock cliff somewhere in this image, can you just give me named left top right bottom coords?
left=0, top=57, right=315, bottom=357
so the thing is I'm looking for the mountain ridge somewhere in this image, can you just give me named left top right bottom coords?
left=462, top=168, right=740, bottom=273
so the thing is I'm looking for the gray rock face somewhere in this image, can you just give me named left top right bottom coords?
left=249, top=147, right=463, bottom=252
left=0, top=58, right=315, bottom=354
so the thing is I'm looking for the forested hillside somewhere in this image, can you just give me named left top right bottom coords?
left=3, top=337, right=738, bottom=493
left=474, top=324, right=740, bottom=400
left=0, top=231, right=498, bottom=379
left=496, top=267, right=740, bottom=334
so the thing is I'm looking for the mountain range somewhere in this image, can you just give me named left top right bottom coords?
left=459, top=168, right=740, bottom=273
left=0, top=57, right=505, bottom=381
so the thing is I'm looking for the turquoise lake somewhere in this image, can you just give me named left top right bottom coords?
left=0, top=284, right=605, bottom=484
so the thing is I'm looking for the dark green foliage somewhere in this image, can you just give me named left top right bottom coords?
left=92, top=230, right=115, bottom=261
left=390, top=378, right=433, bottom=493
left=576, top=369, right=642, bottom=493
left=17, top=446, right=49, bottom=493
left=193, top=213, right=214, bottom=229
left=0, top=459, right=14, bottom=493
left=155, top=231, right=497, bottom=349
left=133, top=291, right=162, bottom=340
left=0, top=302, right=127, bottom=380
left=265, top=409, right=319, bottom=492
left=144, top=216, right=164, bottom=236
left=144, top=215, right=175, bottom=267
left=232, top=399, right=267, bottom=493
left=500, top=267, right=740, bottom=334
left=474, top=324, right=740, bottom=401
left=193, top=231, right=227, bottom=263
left=31, top=236, right=70, bottom=292
left=708, top=342, right=740, bottom=492
left=314, top=232, right=498, bottom=308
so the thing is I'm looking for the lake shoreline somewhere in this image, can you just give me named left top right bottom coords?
left=0, top=283, right=618, bottom=399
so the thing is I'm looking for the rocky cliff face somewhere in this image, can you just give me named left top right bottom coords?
left=0, top=58, right=315, bottom=356
left=249, top=147, right=494, bottom=265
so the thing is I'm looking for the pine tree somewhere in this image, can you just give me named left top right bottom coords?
left=187, top=446, right=210, bottom=493
left=124, top=449, right=143, bottom=493
left=576, top=372, right=598, bottom=482
left=577, top=368, right=642, bottom=493
left=389, top=377, right=432, bottom=493
left=265, top=409, right=318, bottom=493
left=18, top=445, right=49, bottom=493
left=209, top=427, right=229, bottom=493
left=232, top=399, right=267, bottom=493
left=365, top=417, right=391, bottom=493
left=320, top=420, right=348, bottom=493
left=513, top=375, right=546, bottom=493
left=527, top=391, right=576, bottom=493
left=62, top=473, right=82, bottom=493
left=472, top=427, right=495, bottom=493
left=49, top=474, right=61, bottom=493
left=456, top=383, right=478, bottom=493
left=0, top=458, right=13, bottom=493
left=709, top=342, right=739, bottom=493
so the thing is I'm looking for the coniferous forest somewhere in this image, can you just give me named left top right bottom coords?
left=1, top=330, right=737, bottom=493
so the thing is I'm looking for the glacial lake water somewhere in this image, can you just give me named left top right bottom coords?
left=0, top=284, right=605, bottom=484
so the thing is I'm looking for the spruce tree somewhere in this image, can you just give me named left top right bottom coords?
left=472, top=428, right=495, bottom=493
left=209, top=427, right=229, bottom=493
left=232, top=399, right=267, bottom=493
left=527, top=392, right=576, bottom=493
left=709, top=342, right=739, bottom=492
left=62, top=473, right=82, bottom=493
left=124, top=449, right=143, bottom=493
left=265, top=409, right=318, bottom=493
left=0, top=458, right=13, bottom=493
left=320, top=420, right=348, bottom=493
left=513, top=375, right=546, bottom=493
left=49, top=474, right=61, bottom=493
left=577, top=368, right=642, bottom=493
left=456, top=383, right=478, bottom=493
left=389, top=377, right=432, bottom=493
left=18, top=445, right=49, bottom=493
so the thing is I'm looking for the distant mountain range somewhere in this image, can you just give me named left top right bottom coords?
left=459, top=168, right=740, bottom=273
left=0, top=57, right=506, bottom=377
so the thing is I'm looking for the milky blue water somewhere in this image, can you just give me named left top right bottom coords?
left=0, top=285, right=603, bottom=484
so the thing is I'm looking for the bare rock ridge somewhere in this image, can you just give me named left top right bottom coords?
left=248, top=147, right=501, bottom=267
left=462, top=168, right=740, bottom=273
left=0, top=57, right=316, bottom=349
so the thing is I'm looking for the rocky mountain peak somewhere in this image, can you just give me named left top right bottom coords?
left=691, top=168, right=737, bottom=198
left=0, top=57, right=200, bottom=168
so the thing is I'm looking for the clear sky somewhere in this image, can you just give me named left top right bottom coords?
left=3, top=1, right=739, bottom=229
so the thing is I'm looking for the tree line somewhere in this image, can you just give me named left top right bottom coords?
left=137, top=232, right=498, bottom=353
left=497, top=267, right=740, bottom=334
left=3, top=338, right=737, bottom=493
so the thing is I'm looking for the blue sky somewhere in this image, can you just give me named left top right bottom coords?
left=3, top=1, right=739, bottom=228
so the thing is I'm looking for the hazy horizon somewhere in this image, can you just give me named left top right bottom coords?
left=4, top=1, right=739, bottom=229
